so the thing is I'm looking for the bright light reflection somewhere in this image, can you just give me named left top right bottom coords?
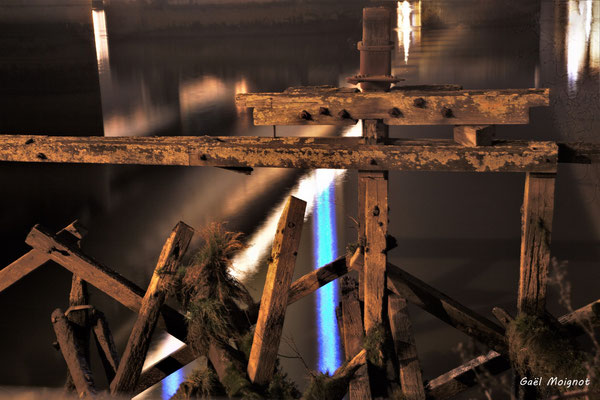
left=179, top=76, right=229, bottom=116
left=162, top=369, right=184, bottom=399
left=397, top=1, right=413, bottom=63
left=92, top=9, right=110, bottom=77
left=142, top=332, right=185, bottom=372
left=566, top=0, right=598, bottom=96
left=230, top=122, right=362, bottom=280
left=314, top=177, right=342, bottom=374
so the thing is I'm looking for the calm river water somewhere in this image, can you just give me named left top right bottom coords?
left=0, top=1, right=598, bottom=399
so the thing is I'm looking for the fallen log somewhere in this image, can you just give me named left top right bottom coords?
left=111, top=222, right=194, bottom=394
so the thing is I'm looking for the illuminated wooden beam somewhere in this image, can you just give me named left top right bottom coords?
left=0, top=135, right=558, bottom=173
left=236, top=87, right=550, bottom=126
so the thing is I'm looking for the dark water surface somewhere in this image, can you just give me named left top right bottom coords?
left=0, top=1, right=599, bottom=399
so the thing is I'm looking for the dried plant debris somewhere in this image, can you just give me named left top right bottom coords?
left=171, top=367, right=224, bottom=400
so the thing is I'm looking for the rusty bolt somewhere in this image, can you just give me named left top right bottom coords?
left=413, top=98, right=426, bottom=108
left=299, top=110, right=312, bottom=120
left=319, top=107, right=330, bottom=116
left=338, top=109, right=351, bottom=119
left=441, top=107, right=454, bottom=118
left=372, top=205, right=380, bottom=216
left=388, top=107, right=403, bottom=118
left=25, top=138, right=34, bottom=145
left=288, top=222, right=296, bottom=228
left=37, top=153, right=47, bottom=160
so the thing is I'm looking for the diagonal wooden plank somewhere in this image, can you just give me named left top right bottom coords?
left=0, top=220, right=86, bottom=293
left=389, top=295, right=426, bottom=400
left=247, top=196, right=306, bottom=385
left=518, top=172, right=556, bottom=315
left=91, top=309, right=120, bottom=383
left=349, top=256, right=507, bottom=354
left=111, top=222, right=194, bottom=394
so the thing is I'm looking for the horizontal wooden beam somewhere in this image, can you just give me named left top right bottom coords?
left=0, top=135, right=558, bottom=173
left=236, top=87, right=549, bottom=126
left=425, top=298, right=600, bottom=399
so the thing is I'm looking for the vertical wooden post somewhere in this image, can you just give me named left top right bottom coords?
left=341, top=275, right=372, bottom=400
left=388, top=295, right=426, bottom=400
left=65, top=276, right=91, bottom=392
left=248, top=196, right=306, bottom=385
left=91, top=309, right=120, bottom=382
left=51, top=308, right=97, bottom=398
left=518, top=172, right=556, bottom=316
left=111, top=222, right=194, bottom=394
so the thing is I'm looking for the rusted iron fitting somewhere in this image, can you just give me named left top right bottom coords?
left=347, top=7, right=401, bottom=91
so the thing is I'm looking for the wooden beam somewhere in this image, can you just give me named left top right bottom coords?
left=287, top=256, right=348, bottom=305
left=388, top=295, right=426, bottom=400
left=51, top=308, right=97, bottom=398
left=349, top=257, right=507, bottom=354
left=0, top=135, right=559, bottom=173
left=236, top=87, right=550, bottom=126
left=65, top=275, right=91, bottom=392
left=341, top=275, right=372, bottom=400
left=453, top=126, right=495, bottom=146
left=518, top=172, right=556, bottom=315
left=91, top=309, right=120, bottom=383
left=111, top=222, right=194, bottom=394
left=248, top=196, right=306, bottom=385
left=0, top=221, right=85, bottom=294
left=425, top=300, right=600, bottom=399
left=24, top=224, right=188, bottom=341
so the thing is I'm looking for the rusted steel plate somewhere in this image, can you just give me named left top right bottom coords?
left=0, top=135, right=558, bottom=172
left=236, top=87, right=550, bottom=126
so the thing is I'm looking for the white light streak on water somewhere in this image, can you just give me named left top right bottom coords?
left=566, top=0, right=597, bottom=96
left=92, top=9, right=111, bottom=77
left=397, top=1, right=413, bottom=64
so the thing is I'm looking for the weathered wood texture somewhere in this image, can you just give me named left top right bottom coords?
left=51, top=309, right=97, bottom=398
left=24, top=224, right=188, bottom=341
left=425, top=350, right=506, bottom=400
left=248, top=196, right=306, bottom=385
left=236, top=87, right=550, bottom=125
left=453, top=125, right=495, bottom=146
left=0, top=221, right=85, bottom=293
left=0, top=135, right=559, bottom=173
left=65, top=276, right=91, bottom=392
left=363, top=169, right=388, bottom=333
left=349, top=257, right=506, bottom=353
left=341, top=275, right=372, bottom=400
left=91, top=309, right=120, bottom=382
left=388, top=295, right=426, bottom=400
left=425, top=300, right=599, bottom=399
left=518, top=172, right=556, bottom=315
left=287, top=256, right=348, bottom=305
left=111, top=222, right=194, bottom=394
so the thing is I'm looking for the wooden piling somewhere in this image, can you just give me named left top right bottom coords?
left=341, top=275, right=372, bottom=400
left=110, top=221, right=194, bottom=394
left=247, top=196, right=306, bottom=385
left=91, top=309, right=120, bottom=382
left=51, top=308, right=97, bottom=398
left=388, top=295, right=426, bottom=400
left=65, top=275, right=91, bottom=392
left=518, top=172, right=556, bottom=315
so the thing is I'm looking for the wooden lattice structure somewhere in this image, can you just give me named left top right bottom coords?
left=0, top=5, right=599, bottom=400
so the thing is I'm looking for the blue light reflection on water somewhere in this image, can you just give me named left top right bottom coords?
left=162, top=368, right=184, bottom=399
left=313, top=182, right=343, bottom=374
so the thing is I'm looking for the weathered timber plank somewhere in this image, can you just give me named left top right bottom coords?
left=363, top=169, right=388, bottom=333
left=91, top=309, right=120, bottom=382
left=518, top=172, right=556, bottom=315
left=51, top=308, right=97, bottom=398
left=0, top=221, right=85, bottom=293
left=341, top=275, right=372, bottom=400
left=111, top=222, right=194, bottom=394
left=65, top=275, right=91, bottom=392
left=24, top=225, right=189, bottom=342
left=425, top=299, right=600, bottom=399
left=0, top=135, right=559, bottom=173
left=235, top=88, right=550, bottom=126
left=248, top=196, right=306, bottom=385
left=425, top=350, right=507, bottom=400
left=388, top=295, right=426, bottom=400
left=349, top=257, right=507, bottom=354
left=287, top=256, right=348, bottom=305
left=453, top=126, right=495, bottom=147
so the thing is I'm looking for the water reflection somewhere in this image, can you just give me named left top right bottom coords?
left=92, top=9, right=111, bottom=77
left=566, top=0, right=599, bottom=96
left=397, top=1, right=413, bottom=64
